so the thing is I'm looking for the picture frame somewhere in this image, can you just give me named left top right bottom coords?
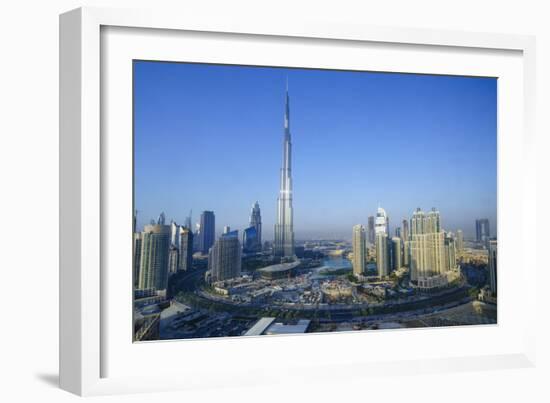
left=60, top=6, right=537, bottom=396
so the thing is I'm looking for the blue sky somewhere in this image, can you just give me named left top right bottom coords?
left=134, top=61, right=497, bottom=240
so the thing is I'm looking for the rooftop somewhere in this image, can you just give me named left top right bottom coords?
left=265, top=319, right=311, bottom=335
left=244, top=317, right=276, bottom=336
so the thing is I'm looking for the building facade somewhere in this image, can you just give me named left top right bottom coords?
left=376, top=231, right=390, bottom=277
left=475, top=218, right=490, bottom=245
left=178, top=227, right=193, bottom=271
left=392, top=237, right=403, bottom=270
left=409, top=208, right=455, bottom=288
left=375, top=207, right=389, bottom=235
left=208, top=230, right=242, bottom=282
left=243, top=226, right=260, bottom=253
left=249, top=201, right=262, bottom=246
left=488, top=239, right=497, bottom=295
left=138, top=223, right=171, bottom=292
left=168, top=245, right=179, bottom=275
left=198, top=210, right=215, bottom=254
left=402, top=219, right=409, bottom=242
left=367, top=215, right=375, bottom=245
left=133, top=232, right=142, bottom=287
left=352, top=225, right=366, bottom=276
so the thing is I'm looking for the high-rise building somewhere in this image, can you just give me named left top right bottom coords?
left=367, top=216, right=375, bottom=245
left=392, top=237, right=403, bottom=270
left=475, top=218, right=490, bottom=245
left=243, top=226, right=259, bottom=253
left=409, top=208, right=449, bottom=287
left=178, top=227, right=193, bottom=271
left=375, top=207, right=389, bottom=235
left=395, top=227, right=401, bottom=238
left=352, top=225, right=366, bottom=277
left=208, top=230, right=242, bottom=282
left=133, top=232, right=142, bottom=287
left=403, top=240, right=411, bottom=268
left=249, top=201, right=262, bottom=246
left=170, top=221, right=180, bottom=249
left=376, top=232, right=390, bottom=278
left=199, top=211, right=215, bottom=254
left=274, top=82, right=295, bottom=258
left=138, top=223, right=171, bottom=292
left=488, top=239, right=497, bottom=295
left=168, top=245, right=179, bottom=275
left=184, top=210, right=192, bottom=232
left=444, top=233, right=457, bottom=271
left=402, top=219, right=409, bottom=242
left=456, top=229, right=464, bottom=252
left=223, top=225, right=231, bottom=235
left=157, top=212, right=166, bottom=225
left=193, top=222, right=201, bottom=252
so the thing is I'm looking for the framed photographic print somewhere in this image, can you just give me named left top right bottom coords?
left=60, top=7, right=537, bottom=396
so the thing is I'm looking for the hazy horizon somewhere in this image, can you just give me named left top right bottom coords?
left=134, top=61, right=497, bottom=241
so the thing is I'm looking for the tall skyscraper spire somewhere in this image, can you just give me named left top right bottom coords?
left=274, top=81, right=295, bottom=258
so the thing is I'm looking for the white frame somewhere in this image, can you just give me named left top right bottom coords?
left=60, top=6, right=537, bottom=396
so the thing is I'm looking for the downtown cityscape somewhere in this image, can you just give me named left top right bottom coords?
left=133, top=62, right=497, bottom=341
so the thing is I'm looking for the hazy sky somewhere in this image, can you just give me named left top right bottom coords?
left=134, top=61, right=497, bottom=240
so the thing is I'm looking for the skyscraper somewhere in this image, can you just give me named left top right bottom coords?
left=488, top=239, right=497, bottom=296
left=208, top=230, right=242, bottom=282
left=199, top=211, right=215, bottom=254
left=274, top=82, right=295, bottom=258
left=168, top=245, right=179, bottom=275
left=376, top=231, right=390, bottom=277
left=402, top=219, right=409, bottom=242
left=375, top=207, right=389, bottom=235
left=138, top=223, right=171, bottom=292
left=409, top=208, right=450, bottom=287
left=475, top=218, right=490, bottom=245
left=184, top=210, right=192, bottom=232
left=392, top=237, right=403, bottom=270
left=133, top=232, right=142, bottom=287
left=249, top=201, right=262, bottom=246
left=444, top=233, right=457, bottom=271
left=367, top=216, right=375, bottom=245
left=352, top=225, right=366, bottom=277
left=403, top=240, right=410, bottom=268
left=157, top=212, right=166, bottom=225
left=178, top=226, right=193, bottom=271
left=243, top=226, right=259, bottom=253
left=170, top=221, right=180, bottom=249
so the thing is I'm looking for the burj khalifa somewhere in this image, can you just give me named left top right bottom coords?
left=274, top=82, right=295, bottom=258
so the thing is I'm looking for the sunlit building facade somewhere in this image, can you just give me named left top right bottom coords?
left=375, top=207, right=389, bottom=235
left=376, top=231, right=390, bottom=277
left=138, top=223, right=171, bottom=292
left=208, top=230, right=242, bottom=282
left=409, top=208, right=450, bottom=288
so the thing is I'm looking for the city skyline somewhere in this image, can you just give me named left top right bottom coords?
left=134, top=61, right=497, bottom=240
left=133, top=61, right=498, bottom=342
